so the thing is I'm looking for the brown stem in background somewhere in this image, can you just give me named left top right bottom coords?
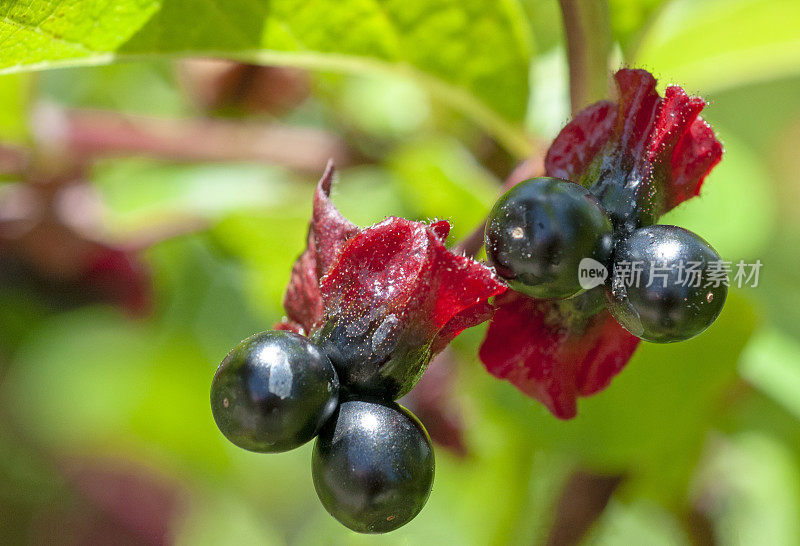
left=0, top=144, right=29, bottom=175
left=454, top=220, right=487, bottom=258
left=30, top=104, right=355, bottom=175
left=559, top=0, right=613, bottom=114
left=682, top=505, right=717, bottom=546
left=545, top=470, right=624, bottom=546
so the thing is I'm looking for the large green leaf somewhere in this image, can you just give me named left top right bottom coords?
left=0, top=0, right=532, bottom=154
left=0, top=73, right=30, bottom=143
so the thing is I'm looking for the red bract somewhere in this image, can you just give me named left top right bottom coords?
left=319, top=216, right=499, bottom=349
left=279, top=161, right=358, bottom=335
left=280, top=162, right=505, bottom=397
left=480, top=68, right=723, bottom=419
left=82, top=245, right=152, bottom=317
left=480, top=292, right=639, bottom=418
left=0, top=218, right=151, bottom=317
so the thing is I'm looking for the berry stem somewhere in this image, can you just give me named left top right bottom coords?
left=545, top=470, right=624, bottom=546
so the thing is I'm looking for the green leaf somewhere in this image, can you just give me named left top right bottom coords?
left=634, top=0, right=800, bottom=92
left=0, top=0, right=159, bottom=67
left=0, top=74, right=31, bottom=143
left=0, top=0, right=533, bottom=154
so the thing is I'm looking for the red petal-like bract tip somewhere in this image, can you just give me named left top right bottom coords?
left=547, top=68, right=722, bottom=214
left=282, top=161, right=358, bottom=334
left=281, top=162, right=504, bottom=394
left=319, top=216, right=505, bottom=351
left=666, top=116, right=723, bottom=210
left=545, top=101, right=616, bottom=182
left=479, top=291, right=639, bottom=419
left=483, top=68, right=722, bottom=418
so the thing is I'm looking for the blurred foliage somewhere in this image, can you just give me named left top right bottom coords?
left=0, top=0, right=532, bottom=154
left=633, top=0, right=800, bottom=91
left=1, top=0, right=800, bottom=544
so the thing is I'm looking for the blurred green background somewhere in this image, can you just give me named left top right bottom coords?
left=1, top=0, right=799, bottom=544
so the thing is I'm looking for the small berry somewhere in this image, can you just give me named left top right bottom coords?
left=211, top=331, right=339, bottom=453
left=605, top=225, right=727, bottom=343
left=312, top=399, right=435, bottom=533
left=312, top=313, right=407, bottom=399
left=485, top=177, right=613, bottom=299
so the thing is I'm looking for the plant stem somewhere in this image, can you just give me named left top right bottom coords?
left=559, top=0, right=613, bottom=114
left=545, top=470, right=624, bottom=546
left=29, top=105, right=355, bottom=175
left=0, top=144, right=29, bottom=175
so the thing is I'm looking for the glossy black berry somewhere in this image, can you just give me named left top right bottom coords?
left=605, top=225, right=727, bottom=343
left=211, top=330, right=339, bottom=453
left=312, top=314, right=420, bottom=400
left=485, top=177, right=613, bottom=299
left=312, top=399, right=435, bottom=533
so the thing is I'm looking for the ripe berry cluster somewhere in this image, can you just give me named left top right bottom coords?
left=211, top=173, right=725, bottom=533
left=211, top=330, right=434, bottom=534
left=485, top=177, right=727, bottom=343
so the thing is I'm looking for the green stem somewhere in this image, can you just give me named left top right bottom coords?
left=559, top=0, right=613, bottom=113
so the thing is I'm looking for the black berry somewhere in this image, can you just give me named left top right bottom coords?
left=312, top=399, right=435, bottom=533
left=605, top=225, right=727, bottom=343
left=312, top=313, right=418, bottom=400
left=485, top=177, right=613, bottom=299
left=211, top=330, right=339, bottom=453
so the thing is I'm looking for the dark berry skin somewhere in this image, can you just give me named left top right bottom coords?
left=312, top=399, right=435, bottom=533
left=485, top=177, right=613, bottom=299
left=211, top=331, right=339, bottom=453
left=606, top=225, right=727, bottom=343
left=312, top=315, right=425, bottom=400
